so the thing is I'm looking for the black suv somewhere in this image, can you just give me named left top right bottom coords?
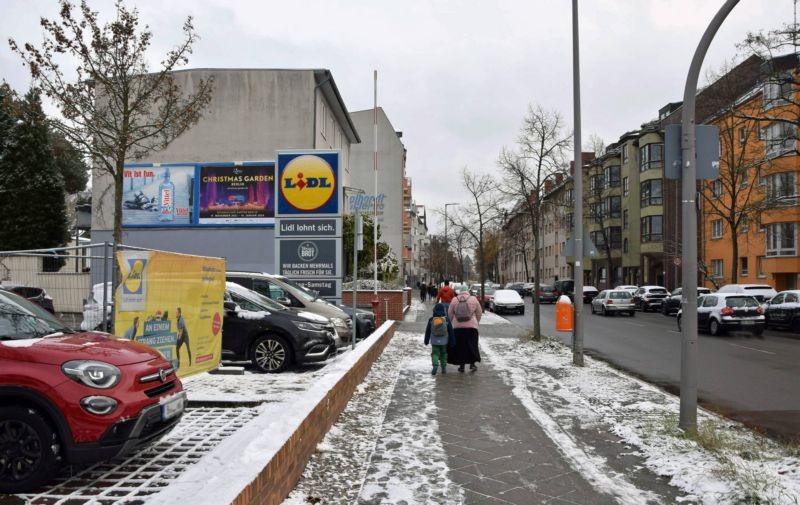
left=764, top=290, right=800, bottom=332
left=662, top=287, right=712, bottom=316
left=223, top=282, right=336, bottom=372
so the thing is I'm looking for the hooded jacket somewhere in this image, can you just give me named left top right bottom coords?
left=424, top=302, right=455, bottom=347
left=448, top=291, right=483, bottom=330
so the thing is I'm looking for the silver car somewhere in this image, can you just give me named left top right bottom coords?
left=590, top=290, right=635, bottom=316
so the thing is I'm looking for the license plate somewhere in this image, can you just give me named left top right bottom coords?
left=740, top=320, right=754, bottom=326
left=161, top=393, right=185, bottom=421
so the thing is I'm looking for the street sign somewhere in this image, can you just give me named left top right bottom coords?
left=564, top=230, right=599, bottom=258
left=294, top=278, right=341, bottom=298
left=276, top=218, right=341, bottom=237
left=277, top=239, right=341, bottom=277
left=664, top=124, right=720, bottom=180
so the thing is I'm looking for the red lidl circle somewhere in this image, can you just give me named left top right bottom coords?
left=212, top=312, right=222, bottom=336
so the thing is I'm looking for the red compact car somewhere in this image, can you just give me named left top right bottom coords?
left=0, top=290, right=186, bottom=493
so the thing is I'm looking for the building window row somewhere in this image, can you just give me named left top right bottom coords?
left=764, top=122, right=796, bottom=159
left=641, top=215, right=663, bottom=243
left=766, top=222, right=797, bottom=257
left=640, top=179, right=663, bottom=207
left=639, top=143, right=663, bottom=171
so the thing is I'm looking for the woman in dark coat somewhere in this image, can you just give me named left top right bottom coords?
left=447, top=287, right=483, bottom=372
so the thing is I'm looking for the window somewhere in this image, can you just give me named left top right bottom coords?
left=590, top=174, right=604, bottom=193
left=567, top=213, right=574, bottom=230
left=766, top=222, right=797, bottom=257
left=740, top=169, right=748, bottom=189
left=605, top=165, right=621, bottom=188
left=640, top=180, right=663, bottom=207
left=741, top=215, right=749, bottom=233
left=605, top=196, right=621, bottom=218
left=764, top=122, right=796, bottom=158
left=763, top=72, right=794, bottom=109
left=711, top=179, right=723, bottom=197
left=739, top=127, right=747, bottom=145
left=623, top=176, right=629, bottom=196
left=712, top=259, right=723, bottom=278
left=711, top=219, right=723, bottom=239
left=757, top=255, right=765, bottom=277
left=623, top=238, right=629, bottom=253
left=622, top=144, right=628, bottom=163
left=740, top=257, right=749, bottom=276
left=641, top=215, right=663, bottom=242
left=639, top=143, right=664, bottom=171
left=623, top=209, right=629, bottom=229
left=606, top=226, right=622, bottom=249
left=590, top=203, right=603, bottom=223
left=566, top=189, right=574, bottom=202
left=590, top=230, right=606, bottom=247
left=765, top=172, right=798, bottom=203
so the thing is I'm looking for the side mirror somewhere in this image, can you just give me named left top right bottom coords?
left=276, top=297, right=292, bottom=306
left=224, top=301, right=238, bottom=312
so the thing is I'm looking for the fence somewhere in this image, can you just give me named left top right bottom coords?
left=0, top=243, right=118, bottom=331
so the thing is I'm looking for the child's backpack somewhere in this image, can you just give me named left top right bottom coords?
left=454, top=296, right=473, bottom=322
left=431, top=315, right=448, bottom=337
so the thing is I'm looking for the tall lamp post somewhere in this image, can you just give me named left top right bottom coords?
left=444, top=203, right=459, bottom=282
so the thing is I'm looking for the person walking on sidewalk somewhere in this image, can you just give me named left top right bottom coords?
left=448, top=286, right=483, bottom=372
left=427, top=283, right=437, bottom=301
left=424, top=302, right=455, bottom=375
left=419, top=281, right=427, bottom=302
left=435, top=280, right=456, bottom=304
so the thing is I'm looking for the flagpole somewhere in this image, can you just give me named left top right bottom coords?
left=371, top=70, right=381, bottom=323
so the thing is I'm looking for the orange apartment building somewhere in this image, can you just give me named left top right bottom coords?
left=702, top=55, right=799, bottom=291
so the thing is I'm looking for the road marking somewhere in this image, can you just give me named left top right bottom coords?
left=727, top=343, right=776, bottom=355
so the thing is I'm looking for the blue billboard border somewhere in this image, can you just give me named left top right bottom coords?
left=275, top=150, right=343, bottom=217
left=121, top=161, right=276, bottom=229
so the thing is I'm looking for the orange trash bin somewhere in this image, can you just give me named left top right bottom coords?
left=555, top=295, right=574, bottom=332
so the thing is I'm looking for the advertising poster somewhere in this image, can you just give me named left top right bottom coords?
left=115, top=250, right=226, bottom=377
left=198, top=164, right=275, bottom=224
left=122, top=165, right=194, bottom=226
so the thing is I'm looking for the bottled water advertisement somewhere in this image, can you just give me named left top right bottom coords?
left=122, top=165, right=194, bottom=226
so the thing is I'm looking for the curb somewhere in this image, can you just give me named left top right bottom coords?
left=230, top=322, right=397, bottom=505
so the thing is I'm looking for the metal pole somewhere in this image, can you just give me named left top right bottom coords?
left=353, top=212, right=359, bottom=350
left=102, top=241, right=109, bottom=332
left=572, top=0, right=584, bottom=367
left=679, top=0, right=739, bottom=434
left=373, top=70, right=378, bottom=295
left=444, top=206, right=448, bottom=281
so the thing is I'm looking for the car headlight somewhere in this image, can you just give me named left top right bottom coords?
left=62, top=360, right=121, bottom=389
left=330, top=317, right=347, bottom=328
left=292, top=320, right=329, bottom=332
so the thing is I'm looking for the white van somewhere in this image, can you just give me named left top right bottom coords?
left=716, top=284, right=778, bottom=303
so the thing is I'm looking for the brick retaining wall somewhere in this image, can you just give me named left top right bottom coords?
left=343, top=290, right=409, bottom=322
left=230, top=322, right=397, bottom=505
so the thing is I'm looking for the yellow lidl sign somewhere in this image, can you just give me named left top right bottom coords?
left=276, top=151, right=341, bottom=215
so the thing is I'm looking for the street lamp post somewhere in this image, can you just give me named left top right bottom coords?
left=444, top=203, right=459, bottom=282
left=344, top=186, right=365, bottom=349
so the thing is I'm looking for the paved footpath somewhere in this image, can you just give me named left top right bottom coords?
left=287, top=300, right=687, bottom=504
left=391, top=300, right=682, bottom=505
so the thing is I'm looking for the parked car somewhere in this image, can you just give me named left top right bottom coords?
left=0, top=289, right=185, bottom=492
left=504, top=282, right=526, bottom=297
left=80, top=281, right=114, bottom=331
left=763, top=290, right=800, bottom=332
left=469, top=283, right=483, bottom=296
left=0, top=282, right=55, bottom=314
left=614, top=285, right=639, bottom=296
left=677, top=293, right=765, bottom=336
left=582, top=286, right=599, bottom=304
left=716, top=284, right=778, bottom=303
left=553, top=279, right=575, bottom=301
left=633, top=286, right=670, bottom=312
left=590, top=290, right=635, bottom=316
left=227, top=271, right=353, bottom=344
left=537, top=284, right=558, bottom=303
left=480, top=286, right=497, bottom=309
left=338, top=304, right=376, bottom=340
left=490, top=289, right=525, bottom=315
left=661, top=287, right=713, bottom=316
left=522, top=283, right=535, bottom=297
left=223, top=282, right=337, bottom=372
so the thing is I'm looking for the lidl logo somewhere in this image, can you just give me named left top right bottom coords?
left=123, top=259, right=146, bottom=294
left=279, top=154, right=337, bottom=212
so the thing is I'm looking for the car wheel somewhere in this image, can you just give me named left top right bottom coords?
left=629, top=311, right=635, bottom=317
left=601, top=306, right=607, bottom=317
left=677, top=315, right=682, bottom=332
left=791, top=318, right=800, bottom=333
left=590, top=304, right=595, bottom=315
left=0, top=406, right=61, bottom=493
left=251, top=334, right=291, bottom=373
left=709, top=319, right=722, bottom=336
left=519, top=308, right=525, bottom=315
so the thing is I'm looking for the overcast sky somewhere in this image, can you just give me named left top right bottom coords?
left=1, top=0, right=795, bottom=233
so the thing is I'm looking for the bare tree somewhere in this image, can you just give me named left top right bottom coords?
left=10, top=0, right=213, bottom=243
left=701, top=60, right=772, bottom=284
left=585, top=133, right=606, bottom=158
left=497, top=104, right=571, bottom=339
left=447, top=168, right=502, bottom=302
left=737, top=22, right=799, bottom=154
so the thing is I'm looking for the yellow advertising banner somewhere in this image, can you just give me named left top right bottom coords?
left=114, top=250, right=226, bottom=377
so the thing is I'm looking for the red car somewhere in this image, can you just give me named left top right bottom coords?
left=0, top=290, right=186, bottom=492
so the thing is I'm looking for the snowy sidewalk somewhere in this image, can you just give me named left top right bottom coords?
left=286, top=299, right=800, bottom=504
